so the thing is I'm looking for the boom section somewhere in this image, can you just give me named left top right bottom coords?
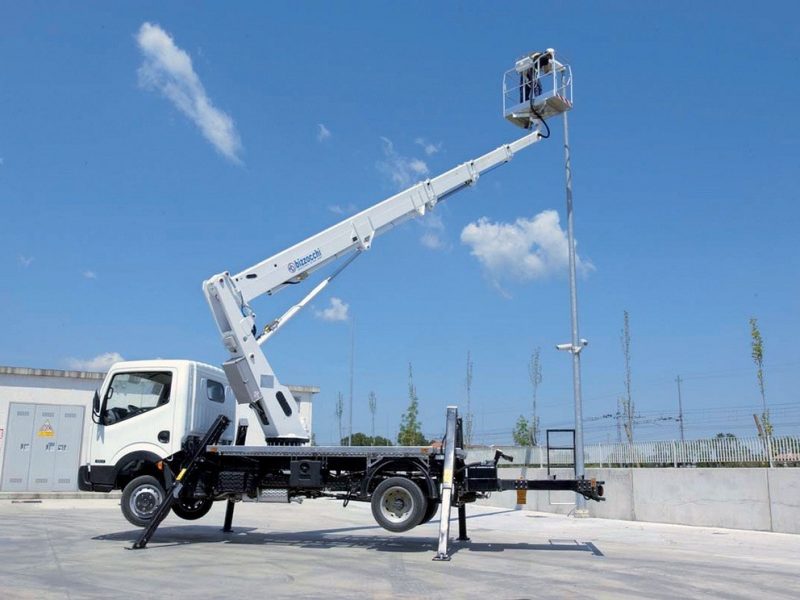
left=202, top=130, right=542, bottom=443
left=233, top=131, right=542, bottom=303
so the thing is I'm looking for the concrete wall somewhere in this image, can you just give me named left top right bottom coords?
left=475, top=463, right=800, bottom=534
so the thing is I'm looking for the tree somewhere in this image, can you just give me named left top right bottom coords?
left=368, top=391, right=377, bottom=439
left=512, top=415, right=532, bottom=447
left=750, top=317, right=773, bottom=437
left=344, top=432, right=393, bottom=446
left=335, top=392, right=344, bottom=444
left=528, top=348, right=542, bottom=446
left=465, top=351, right=474, bottom=447
left=398, top=363, right=427, bottom=446
left=620, top=310, right=635, bottom=445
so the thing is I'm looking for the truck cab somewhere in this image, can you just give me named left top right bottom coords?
left=78, top=360, right=237, bottom=524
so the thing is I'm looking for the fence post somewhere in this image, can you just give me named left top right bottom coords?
left=672, top=441, right=677, bottom=468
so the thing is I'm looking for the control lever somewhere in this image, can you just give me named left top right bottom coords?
left=492, top=449, right=514, bottom=466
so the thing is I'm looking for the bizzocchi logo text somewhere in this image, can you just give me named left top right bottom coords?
left=287, top=248, right=322, bottom=273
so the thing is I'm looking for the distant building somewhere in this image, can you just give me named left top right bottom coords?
left=0, top=365, right=318, bottom=492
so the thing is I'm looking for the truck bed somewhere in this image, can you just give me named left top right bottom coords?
left=207, top=444, right=459, bottom=459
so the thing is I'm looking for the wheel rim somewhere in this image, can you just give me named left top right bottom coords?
left=379, top=485, right=415, bottom=525
left=130, top=484, right=163, bottom=519
left=179, top=498, right=206, bottom=513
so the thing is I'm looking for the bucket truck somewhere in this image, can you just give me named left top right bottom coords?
left=78, top=51, right=601, bottom=560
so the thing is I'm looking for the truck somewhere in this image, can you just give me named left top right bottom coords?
left=78, top=51, right=602, bottom=560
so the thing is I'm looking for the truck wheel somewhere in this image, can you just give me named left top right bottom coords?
left=121, top=475, right=165, bottom=528
left=172, top=497, right=213, bottom=521
left=371, top=477, right=427, bottom=533
left=419, top=500, right=440, bottom=524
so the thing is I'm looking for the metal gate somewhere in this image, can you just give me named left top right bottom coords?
left=1, top=403, right=85, bottom=491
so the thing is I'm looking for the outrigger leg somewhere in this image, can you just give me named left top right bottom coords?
left=222, top=419, right=249, bottom=533
left=433, top=406, right=458, bottom=561
left=130, top=414, right=230, bottom=550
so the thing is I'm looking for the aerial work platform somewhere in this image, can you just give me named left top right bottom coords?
left=503, top=48, right=573, bottom=129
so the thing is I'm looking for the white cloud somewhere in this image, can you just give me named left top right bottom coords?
left=419, top=212, right=448, bottom=250
left=317, top=123, right=331, bottom=142
left=377, top=137, right=429, bottom=189
left=328, top=203, right=357, bottom=215
left=420, top=232, right=444, bottom=250
left=66, top=352, right=125, bottom=371
left=83, top=270, right=97, bottom=279
left=18, top=255, right=34, bottom=268
left=0, top=157, right=4, bottom=166
left=314, top=297, right=349, bottom=322
left=415, top=137, right=442, bottom=156
left=136, top=22, right=243, bottom=163
left=460, top=210, right=593, bottom=286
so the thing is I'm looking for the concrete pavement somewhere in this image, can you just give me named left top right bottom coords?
left=0, top=498, right=798, bottom=599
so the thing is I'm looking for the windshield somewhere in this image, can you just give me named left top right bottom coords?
left=102, top=371, right=172, bottom=425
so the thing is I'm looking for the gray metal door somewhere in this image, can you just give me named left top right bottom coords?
left=1, top=403, right=37, bottom=491
left=52, top=406, right=84, bottom=491
left=27, top=405, right=60, bottom=491
left=1, top=403, right=86, bottom=492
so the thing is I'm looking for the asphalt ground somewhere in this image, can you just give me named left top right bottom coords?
left=0, top=497, right=798, bottom=599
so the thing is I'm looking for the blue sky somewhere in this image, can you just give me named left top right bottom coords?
left=2, top=2, right=798, bottom=444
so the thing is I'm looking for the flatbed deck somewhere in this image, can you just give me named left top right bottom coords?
left=208, top=444, right=455, bottom=458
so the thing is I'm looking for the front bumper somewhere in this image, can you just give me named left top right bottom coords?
left=77, top=464, right=116, bottom=493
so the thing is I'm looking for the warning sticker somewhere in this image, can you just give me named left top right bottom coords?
left=37, top=420, right=55, bottom=437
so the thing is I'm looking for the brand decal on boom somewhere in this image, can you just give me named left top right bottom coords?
left=287, top=248, right=322, bottom=273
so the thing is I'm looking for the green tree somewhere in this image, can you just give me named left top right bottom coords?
left=368, top=391, right=377, bottom=438
left=512, top=415, right=532, bottom=446
left=335, top=392, right=344, bottom=443
left=344, top=432, right=393, bottom=446
left=398, top=363, right=427, bottom=445
left=528, top=348, right=542, bottom=446
left=620, top=310, right=635, bottom=445
left=750, top=317, right=773, bottom=437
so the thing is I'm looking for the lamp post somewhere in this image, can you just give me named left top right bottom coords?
left=556, top=109, right=588, bottom=516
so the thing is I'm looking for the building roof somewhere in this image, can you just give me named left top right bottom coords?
left=0, top=365, right=319, bottom=394
left=0, top=365, right=105, bottom=380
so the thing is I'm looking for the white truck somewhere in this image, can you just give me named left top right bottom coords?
left=78, top=52, right=601, bottom=560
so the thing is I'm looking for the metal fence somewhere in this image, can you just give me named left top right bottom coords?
left=470, top=436, right=800, bottom=468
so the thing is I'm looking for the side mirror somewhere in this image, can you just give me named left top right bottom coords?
left=91, top=390, right=101, bottom=424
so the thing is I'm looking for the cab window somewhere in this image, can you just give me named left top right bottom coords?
left=207, top=379, right=225, bottom=403
left=102, top=371, right=172, bottom=425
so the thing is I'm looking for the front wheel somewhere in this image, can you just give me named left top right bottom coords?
left=371, top=477, right=427, bottom=533
left=121, top=475, right=165, bottom=527
left=172, top=497, right=213, bottom=521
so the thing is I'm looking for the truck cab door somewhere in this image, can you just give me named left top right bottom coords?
left=89, top=369, right=178, bottom=467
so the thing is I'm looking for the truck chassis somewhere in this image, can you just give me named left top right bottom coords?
left=132, top=406, right=604, bottom=561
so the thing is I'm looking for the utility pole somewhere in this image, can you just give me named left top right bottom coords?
left=556, top=110, right=587, bottom=516
left=465, top=351, right=473, bottom=447
left=675, top=375, right=685, bottom=442
left=348, top=317, right=355, bottom=446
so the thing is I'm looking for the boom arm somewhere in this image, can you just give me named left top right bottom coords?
left=203, top=130, right=543, bottom=443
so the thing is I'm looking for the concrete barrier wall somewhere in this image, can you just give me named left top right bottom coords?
left=472, top=462, right=800, bottom=534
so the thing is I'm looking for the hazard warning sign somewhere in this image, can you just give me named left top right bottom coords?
left=37, top=420, right=55, bottom=437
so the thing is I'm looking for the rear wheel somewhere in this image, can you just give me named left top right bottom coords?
left=371, top=477, right=427, bottom=533
left=419, top=499, right=440, bottom=524
left=172, top=497, right=213, bottom=521
left=121, top=475, right=164, bottom=527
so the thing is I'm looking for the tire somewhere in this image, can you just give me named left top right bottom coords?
left=172, top=497, right=213, bottom=521
left=371, top=477, right=427, bottom=533
left=419, top=499, right=440, bottom=524
left=121, top=475, right=165, bottom=528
